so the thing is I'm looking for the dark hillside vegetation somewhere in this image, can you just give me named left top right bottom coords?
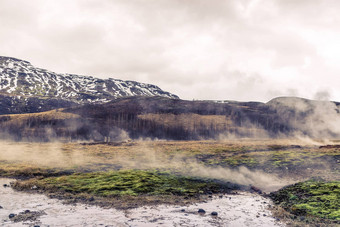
left=0, top=96, right=339, bottom=141
left=0, top=93, right=76, bottom=115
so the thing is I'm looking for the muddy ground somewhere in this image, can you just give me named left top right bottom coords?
left=0, top=178, right=284, bottom=227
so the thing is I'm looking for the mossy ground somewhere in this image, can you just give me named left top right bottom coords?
left=15, top=170, right=236, bottom=197
left=270, top=179, right=340, bottom=223
left=13, top=170, right=238, bottom=209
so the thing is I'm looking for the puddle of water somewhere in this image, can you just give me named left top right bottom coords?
left=0, top=178, right=284, bottom=226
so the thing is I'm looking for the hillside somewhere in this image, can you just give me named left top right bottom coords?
left=0, top=96, right=339, bottom=141
left=0, top=56, right=178, bottom=114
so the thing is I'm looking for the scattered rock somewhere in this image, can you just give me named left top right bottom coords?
left=319, top=144, right=340, bottom=149
left=180, top=209, right=185, bottom=212
left=263, top=214, right=267, bottom=216
left=9, top=210, right=46, bottom=223
left=89, top=197, right=95, bottom=202
left=211, top=212, right=218, bottom=216
left=31, top=185, right=38, bottom=190
left=250, top=185, right=262, bottom=194
left=0, top=205, right=3, bottom=209
left=9, top=213, right=16, bottom=219
left=198, top=209, right=206, bottom=214
left=219, top=195, right=223, bottom=198
left=3, top=184, right=8, bottom=187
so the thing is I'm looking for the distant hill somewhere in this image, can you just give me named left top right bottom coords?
left=0, top=56, right=178, bottom=114
left=1, top=96, right=339, bottom=141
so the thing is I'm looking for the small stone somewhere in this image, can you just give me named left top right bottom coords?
left=219, top=195, right=223, bottom=198
left=180, top=209, right=185, bottom=212
left=251, top=185, right=262, bottom=194
left=9, top=213, right=16, bottom=219
left=208, top=195, right=212, bottom=198
left=211, top=212, right=218, bottom=216
left=24, top=210, right=30, bottom=213
left=3, top=184, right=8, bottom=187
left=31, top=185, right=38, bottom=190
left=34, top=225, right=40, bottom=227
left=300, top=216, right=305, bottom=221
left=198, top=208, right=206, bottom=214
left=0, top=206, right=3, bottom=209
left=263, top=214, right=267, bottom=216
left=89, top=197, right=95, bottom=202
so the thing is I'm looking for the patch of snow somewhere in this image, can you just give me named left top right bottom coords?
left=7, top=62, right=14, bottom=68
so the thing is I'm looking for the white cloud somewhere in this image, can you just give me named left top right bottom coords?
left=0, top=0, right=339, bottom=102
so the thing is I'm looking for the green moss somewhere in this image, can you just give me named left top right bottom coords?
left=20, top=170, right=235, bottom=197
left=195, top=146, right=339, bottom=173
left=223, top=155, right=259, bottom=167
left=270, top=179, right=340, bottom=221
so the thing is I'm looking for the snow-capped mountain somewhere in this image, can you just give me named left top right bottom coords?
left=0, top=56, right=178, bottom=104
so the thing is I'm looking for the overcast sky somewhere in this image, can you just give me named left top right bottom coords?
left=1, top=0, right=340, bottom=102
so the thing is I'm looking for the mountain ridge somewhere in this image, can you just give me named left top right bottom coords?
left=0, top=56, right=178, bottom=105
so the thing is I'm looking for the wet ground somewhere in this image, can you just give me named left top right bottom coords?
left=0, top=178, right=284, bottom=227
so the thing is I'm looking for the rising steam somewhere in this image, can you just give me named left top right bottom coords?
left=268, top=97, right=340, bottom=139
left=0, top=140, right=294, bottom=192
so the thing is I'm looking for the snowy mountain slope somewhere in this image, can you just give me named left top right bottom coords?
left=0, top=56, right=178, bottom=104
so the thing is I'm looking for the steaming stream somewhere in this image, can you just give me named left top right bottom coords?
left=0, top=178, right=285, bottom=227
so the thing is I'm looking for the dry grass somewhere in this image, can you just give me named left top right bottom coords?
left=0, top=139, right=338, bottom=181
left=0, top=109, right=80, bottom=124
left=138, top=113, right=232, bottom=131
